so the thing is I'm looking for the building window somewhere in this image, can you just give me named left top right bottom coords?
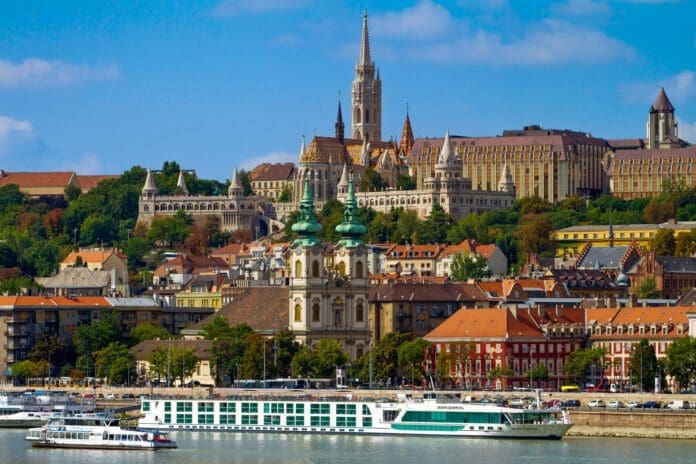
left=355, top=261, right=364, bottom=279
left=294, top=260, right=302, bottom=278
left=294, top=304, right=302, bottom=322
left=312, top=304, right=320, bottom=322
left=312, top=261, right=320, bottom=278
left=338, top=261, right=346, bottom=277
left=356, top=303, right=364, bottom=322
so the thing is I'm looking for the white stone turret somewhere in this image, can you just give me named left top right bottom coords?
left=338, top=163, right=350, bottom=196
left=360, top=137, right=370, bottom=167
left=142, top=168, right=157, bottom=199
left=498, top=162, right=515, bottom=193
left=176, top=170, right=189, bottom=195
left=434, top=131, right=460, bottom=179
left=228, top=167, right=243, bottom=198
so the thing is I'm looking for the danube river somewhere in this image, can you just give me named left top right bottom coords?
left=3, top=430, right=695, bottom=464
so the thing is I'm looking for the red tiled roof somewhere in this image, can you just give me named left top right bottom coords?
left=425, top=308, right=544, bottom=341
left=249, top=163, right=295, bottom=181
left=0, top=171, right=75, bottom=188
left=62, top=249, right=128, bottom=266
left=76, top=174, right=120, bottom=191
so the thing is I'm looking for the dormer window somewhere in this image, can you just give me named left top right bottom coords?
left=677, top=325, right=684, bottom=335
left=606, top=326, right=612, bottom=336
left=595, top=327, right=601, bottom=336
left=661, top=325, right=668, bottom=335
left=617, top=326, right=623, bottom=335
left=628, top=326, right=634, bottom=335
left=650, top=325, right=657, bottom=335
left=639, top=325, right=645, bottom=335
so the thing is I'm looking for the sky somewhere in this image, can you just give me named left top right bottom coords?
left=0, top=0, right=695, bottom=181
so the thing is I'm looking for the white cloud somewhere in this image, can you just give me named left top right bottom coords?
left=679, top=119, right=696, bottom=144
left=0, top=116, right=34, bottom=155
left=372, top=1, right=455, bottom=40
left=407, top=19, right=633, bottom=65
left=0, top=58, right=119, bottom=89
left=621, top=70, right=696, bottom=103
left=552, top=0, right=610, bottom=16
left=58, top=153, right=104, bottom=175
left=239, top=151, right=296, bottom=170
left=210, top=0, right=307, bottom=17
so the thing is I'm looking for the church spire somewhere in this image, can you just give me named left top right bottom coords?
left=291, top=179, right=323, bottom=247
left=142, top=168, right=157, bottom=197
left=359, top=9, right=371, bottom=66
left=335, top=175, right=367, bottom=248
left=335, top=97, right=345, bottom=144
left=228, top=167, right=243, bottom=197
left=176, top=170, right=189, bottom=195
left=399, top=105, right=414, bottom=154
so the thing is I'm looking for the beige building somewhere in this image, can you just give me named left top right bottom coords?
left=410, top=126, right=610, bottom=203
left=61, top=248, right=129, bottom=297
left=131, top=339, right=214, bottom=387
left=249, top=163, right=295, bottom=200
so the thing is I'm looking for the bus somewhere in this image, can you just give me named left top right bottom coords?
left=560, top=385, right=581, bottom=393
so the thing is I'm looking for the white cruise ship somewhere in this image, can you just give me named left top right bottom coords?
left=26, top=412, right=177, bottom=450
left=138, top=392, right=572, bottom=440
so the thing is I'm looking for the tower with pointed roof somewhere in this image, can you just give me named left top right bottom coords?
left=647, top=87, right=679, bottom=149
left=335, top=99, right=345, bottom=144
left=399, top=108, right=414, bottom=155
left=228, top=167, right=243, bottom=198
left=351, top=10, right=382, bottom=142
left=176, top=170, right=189, bottom=195
left=497, top=162, right=515, bottom=194
left=138, top=169, right=158, bottom=225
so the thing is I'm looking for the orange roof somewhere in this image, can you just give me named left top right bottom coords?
left=475, top=244, right=498, bottom=259
left=62, top=249, right=127, bottom=265
left=439, top=240, right=475, bottom=259
left=0, top=296, right=111, bottom=307
left=425, top=308, right=544, bottom=341
left=212, top=243, right=251, bottom=255
left=586, top=306, right=690, bottom=340
left=0, top=171, right=75, bottom=188
left=386, top=244, right=443, bottom=259
left=76, top=174, right=120, bottom=191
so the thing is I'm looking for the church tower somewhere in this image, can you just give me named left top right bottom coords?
left=647, top=87, right=678, bottom=149
left=351, top=10, right=382, bottom=142
left=138, top=168, right=157, bottom=226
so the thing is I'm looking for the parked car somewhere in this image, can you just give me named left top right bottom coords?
left=587, top=399, right=606, bottom=408
left=121, top=393, right=136, bottom=399
left=607, top=400, right=624, bottom=409
left=626, top=401, right=642, bottom=408
left=642, top=401, right=661, bottom=409
left=105, top=393, right=116, bottom=400
left=666, top=400, right=690, bottom=410
left=563, top=399, right=581, bottom=408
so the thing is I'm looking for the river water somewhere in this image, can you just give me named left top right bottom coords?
left=3, top=429, right=695, bottom=464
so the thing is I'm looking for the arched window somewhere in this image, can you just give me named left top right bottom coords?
left=338, top=261, right=346, bottom=277
left=295, top=260, right=302, bottom=278
left=294, top=304, right=302, bottom=322
left=312, top=261, right=320, bottom=278
left=356, top=303, right=364, bottom=322
left=355, top=261, right=364, bottom=279
left=356, top=346, right=364, bottom=358
left=312, top=303, right=320, bottom=322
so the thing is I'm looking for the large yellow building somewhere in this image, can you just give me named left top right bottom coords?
left=553, top=221, right=696, bottom=258
left=409, top=126, right=609, bottom=203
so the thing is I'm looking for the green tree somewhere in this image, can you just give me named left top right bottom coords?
left=563, top=347, right=606, bottom=385
left=10, top=360, right=44, bottom=384
left=397, top=338, right=431, bottom=384
left=650, top=228, right=676, bottom=256
left=674, top=230, right=696, bottom=257
left=64, top=183, right=82, bottom=202
left=27, top=332, right=71, bottom=371
left=415, top=203, right=453, bottom=244
left=171, top=347, right=199, bottom=386
left=19, top=239, right=60, bottom=276
left=643, top=198, right=675, bottom=224
left=311, top=339, right=349, bottom=378
left=211, top=337, right=247, bottom=385
left=147, top=346, right=170, bottom=384
left=391, top=209, right=419, bottom=244
left=396, top=174, right=416, bottom=190
left=129, top=323, right=171, bottom=345
left=72, top=310, right=123, bottom=360
left=94, top=342, right=135, bottom=385
left=0, top=184, right=26, bottom=213
left=515, top=214, right=554, bottom=260
left=238, top=170, right=254, bottom=196
left=277, top=184, right=292, bottom=202
left=0, top=277, right=41, bottom=295
left=146, top=210, right=192, bottom=248
left=271, top=329, right=300, bottom=378
left=487, top=366, right=514, bottom=389
left=633, top=277, right=662, bottom=299
left=359, top=168, right=388, bottom=191
left=665, top=336, right=696, bottom=391
left=629, top=339, right=658, bottom=392
left=80, top=214, right=115, bottom=246
left=450, top=252, right=491, bottom=281
left=525, top=363, right=550, bottom=386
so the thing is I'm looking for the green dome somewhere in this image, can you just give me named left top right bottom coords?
left=292, top=179, right=322, bottom=247
left=335, top=178, right=366, bottom=247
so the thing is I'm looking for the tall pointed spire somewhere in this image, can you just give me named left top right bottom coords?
left=438, top=131, right=452, bottom=164
left=176, top=170, right=189, bottom=195
left=299, top=135, right=306, bottom=157
left=338, top=162, right=350, bottom=188
left=336, top=176, right=367, bottom=248
left=142, top=168, right=157, bottom=196
left=399, top=104, right=414, bottom=155
left=360, top=136, right=370, bottom=166
left=335, top=96, right=345, bottom=144
left=291, top=179, right=323, bottom=247
left=229, top=167, right=243, bottom=197
left=359, top=9, right=371, bottom=66
left=498, top=162, right=515, bottom=193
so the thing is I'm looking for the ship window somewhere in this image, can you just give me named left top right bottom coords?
left=220, top=402, right=236, bottom=413
left=142, top=401, right=150, bottom=412
left=383, top=410, right=399, bottom=422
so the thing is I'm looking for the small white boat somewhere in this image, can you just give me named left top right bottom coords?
left=26, top=413, right=177, bottom=450
left=0, top=392, right=94, bottom=428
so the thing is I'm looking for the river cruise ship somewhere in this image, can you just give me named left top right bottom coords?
left=138, top=392, right=572, bottom=440
left=26, top=413, right=177, bottom=450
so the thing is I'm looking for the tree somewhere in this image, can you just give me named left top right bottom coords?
left=28, top=332, right=71, bottom=372
left=129, top=323, right=171, bottom=345
left=10, top=360, right=44, bottom=384
left=650, top=228, right=676, bottom=256
left=271, top=329, right=300, bottom=378
left=277, top=184, right=292, bottom=202
left=148, top=347, right=170, bottom=384
left=396, top=174, right=416, bottom=190
left=64, top=183, right=82, bottom=202
left=359, top=168, right=388, bottom=191
left=238, top=170, right=254, bottom=196
left=311, top=339, right=349, bottom=378
left=80, top=214, right=116, bottom=246
left=0, top=184, right=26, bottom=214
left=563, top=347, right=606, bottom=386
left=72, top=310, right=123, bottom=364
left=674, top=229, right=696, bottom=257
left=146, top=210, right=192, bottom=248
left=415, top=203, right=453, bottom=244
left=515, top=214, right=554, bottom=259
left=629, top=339, right=658, bottom=392
left=643, top=198, right=675, bottom=224
left=171, top=347, right=199, bottom=386
left=397, top=338, right=431, bottom=384
left=487, top=366, right=514, bottom=389
left=94, top=342, right=135, bottom=385
left=665, top=336, right=696, bottom=391
left=525, top=363, right=550, bottom=386
left=450, top=252, right=491, bottom=281
left=633, top=277, right=662, bottom=299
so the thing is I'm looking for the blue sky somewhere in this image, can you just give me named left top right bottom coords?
left=0, top=0, right=694, bottom=180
